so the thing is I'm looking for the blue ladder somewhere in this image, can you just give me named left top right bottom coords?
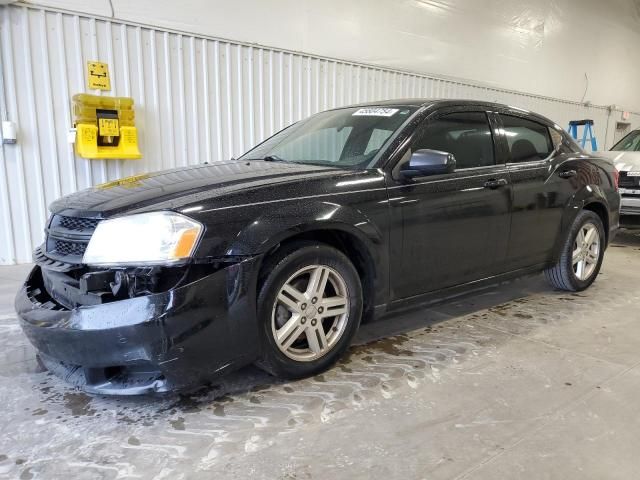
left=568, top=119, right=598, bottom=150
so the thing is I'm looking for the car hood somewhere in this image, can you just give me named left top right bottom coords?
left=597, top=151, right=640, bottom=171
left=50, top=160, right=348, bottom=217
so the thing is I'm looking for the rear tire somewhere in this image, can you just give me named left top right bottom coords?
left=544, top=210, right=605, bottom=292
left=255, top=241, right=362, bottom=379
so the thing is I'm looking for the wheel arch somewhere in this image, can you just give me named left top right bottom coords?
left=258, top=227, right=379, bottom=324
left=582, top=201, right=610, bottom=246
left=552, top=186, right=611, bottom=263
left=223, top=200, right=387, bottom=323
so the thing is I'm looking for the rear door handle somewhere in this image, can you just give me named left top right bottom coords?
left=558, top=169, right=577, bottom=179
left=483, top=178, right=508, bottom=189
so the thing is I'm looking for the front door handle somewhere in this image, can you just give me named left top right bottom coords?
left=558, top=169, right=577, bottom=179
left=484, top=178, right=508, bottom=189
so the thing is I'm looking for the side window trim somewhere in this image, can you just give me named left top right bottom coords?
left=549, top=125, right=563, bottom=150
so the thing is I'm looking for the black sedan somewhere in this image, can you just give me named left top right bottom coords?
left=16, top=100, right=620, bottom=395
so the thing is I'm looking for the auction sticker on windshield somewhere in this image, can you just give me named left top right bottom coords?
left=353, top=108, right=399, bottom=117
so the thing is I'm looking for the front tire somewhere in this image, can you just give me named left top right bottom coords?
left=255, top=242, right=363, bottom=379
left=545, top=210, right=605, bottom=291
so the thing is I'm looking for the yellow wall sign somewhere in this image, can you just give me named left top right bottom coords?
left=87, top=61, right=111, bottom=91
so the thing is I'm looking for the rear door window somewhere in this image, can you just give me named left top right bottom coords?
left=500, top=115, right=554, bottom=162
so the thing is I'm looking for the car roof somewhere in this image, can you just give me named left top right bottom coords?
left=345, top=98, right=556, bottom=125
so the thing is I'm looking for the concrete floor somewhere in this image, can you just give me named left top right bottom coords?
left=1, top=231, right=640, bottom=480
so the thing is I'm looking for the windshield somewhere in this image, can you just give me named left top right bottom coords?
left=611, top=130, right=640, bottom=152
left=241, top=106, right=418, bottom=168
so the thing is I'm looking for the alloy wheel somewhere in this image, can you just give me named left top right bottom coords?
left=572, top=222, right=600, bottom=281
left=271, top=264, right=350, bottom=361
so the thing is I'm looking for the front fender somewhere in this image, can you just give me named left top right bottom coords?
left=220, top=199, right=390, bottom=316
left=225, top=200, right=383, bottom=256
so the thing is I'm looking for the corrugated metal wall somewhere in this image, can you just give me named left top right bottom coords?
left=1, top=4, right=638, bottom=265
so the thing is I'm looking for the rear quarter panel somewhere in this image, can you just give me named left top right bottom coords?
left=553, top=155, right=620, bottom=259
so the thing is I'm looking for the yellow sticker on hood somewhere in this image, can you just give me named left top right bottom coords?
left=97, top=173, right=150, bottom=189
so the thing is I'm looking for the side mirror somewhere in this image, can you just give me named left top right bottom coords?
left=401, top=149, right=456, bottom=178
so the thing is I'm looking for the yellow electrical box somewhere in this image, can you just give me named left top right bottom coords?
left=72, top=93, right=142, bottom=159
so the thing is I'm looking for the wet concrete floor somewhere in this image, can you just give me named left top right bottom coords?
left=1, top=230, right=640, bottom=479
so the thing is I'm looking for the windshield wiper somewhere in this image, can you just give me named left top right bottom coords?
left=262, top=155, right=286, bottom=162
left=244, top=155, right=287, bottom=162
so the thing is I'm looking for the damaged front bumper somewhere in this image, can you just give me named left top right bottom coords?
left=15, top=257, right=262, bottom=395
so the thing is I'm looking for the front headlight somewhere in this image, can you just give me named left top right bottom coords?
left=83, top=211, right=203, bottom=266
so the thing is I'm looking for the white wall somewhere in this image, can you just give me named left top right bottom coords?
left=27, top=0, right=640, bottom=112
left=1, top=3, right=639, bottom=265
